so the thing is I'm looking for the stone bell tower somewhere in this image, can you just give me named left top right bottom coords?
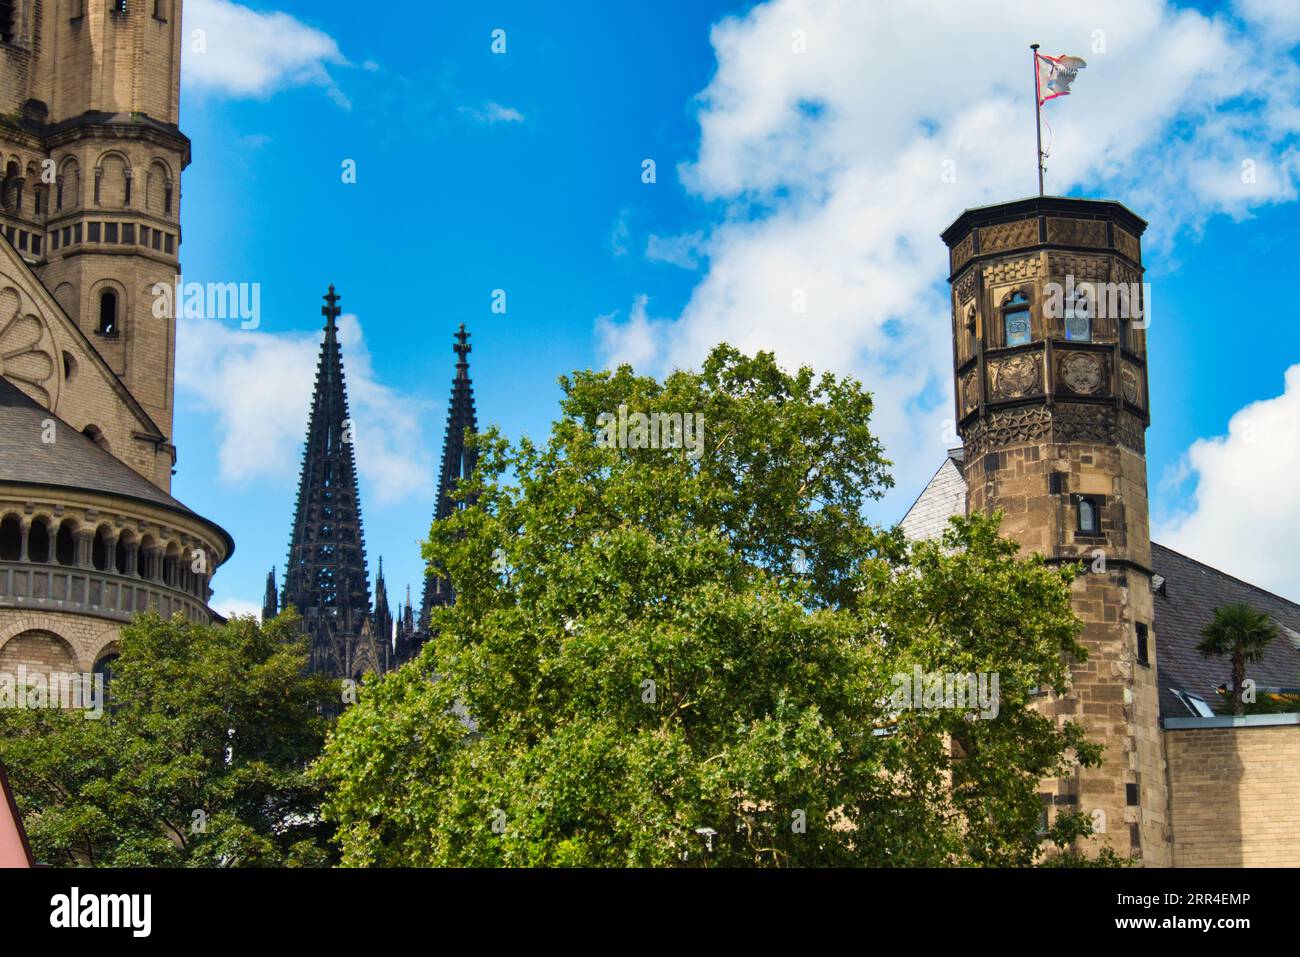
left=941, top=196, right=1169, bottom=865
left=1, top=0, right=188, bottom=485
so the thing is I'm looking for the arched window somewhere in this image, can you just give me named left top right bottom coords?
left=1002, top=291, right=1031, bottom=347
left=98, top=290, right=118, bottom=335
left=93, top=653, right=121, bottom=715
left=92, top=527, right=113, bottom=571
left=56, top=520, right=77, bottom=566
left=28, top=520, right=51, bottom=563
left=1064, top=288, right=1092, bottom=342
left=1078, top=497, right=1099, bottom=535
left=0, top=515, right=21, bottom=561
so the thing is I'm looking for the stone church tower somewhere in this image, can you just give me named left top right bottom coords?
left=2, top=0, right=188, bottom=489
left=941, top=196, right=1169, bottom=864
left=1, top=0, right=231, bottom=687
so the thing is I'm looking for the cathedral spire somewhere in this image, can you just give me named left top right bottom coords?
left=282, top=286, right=373, bottom=678
left=263, top=567, right=278, bottom=622
left=417, top=325, right=480, bottom=646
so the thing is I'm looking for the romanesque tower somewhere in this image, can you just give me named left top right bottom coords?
left=2, top=0, right=187, bottom=490
left=941, top=197, right=1169, bottom=865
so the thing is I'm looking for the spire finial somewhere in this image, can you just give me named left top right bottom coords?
left=454, top=324, right=471, bottom=363
left=323, top=285, right=342, bottom=331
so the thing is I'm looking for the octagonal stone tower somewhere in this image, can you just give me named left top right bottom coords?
left=941, top=196, right=1169, bottom=865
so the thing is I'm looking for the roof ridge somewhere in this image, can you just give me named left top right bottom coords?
left=1152, top=540, right=1300, bottom=612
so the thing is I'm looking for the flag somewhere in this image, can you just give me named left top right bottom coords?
left=1036, top=53, right=1087, bottom=104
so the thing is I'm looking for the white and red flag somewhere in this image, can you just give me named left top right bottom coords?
left=1035, top=53, right=1087, bottom=104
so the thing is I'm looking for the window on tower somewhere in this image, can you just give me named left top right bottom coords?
left=0, top=1, right=14, bottom=44
left=113, top=0, right=128, bottom=15
left=1002, top=291, right=1031, bottom=347
left=98, top=290, right=119, bottom=336
left=1064, top=288, right=1092, bottom=341
left=1077, top=496, right=1100, bottom=535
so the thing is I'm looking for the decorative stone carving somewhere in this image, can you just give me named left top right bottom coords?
left=955, top=270, right=978, bottom=304
left=1118, top=411, right=1147, bottom=453
left=1059, top=352, right=1105, bottom=395
left=951, top=232, right=974, bottom=273
left=1047, top=217, right=1107, bottom=247
left=985, top=255, right=1042, bottom=284
left=0, top=285, right=60, bottom=410
left=991, top=353, right=1040, bottom=398
left=1054, top=404, right=1115, bottom=445
left=962, top=405, right=1052, bottom=455
left=1114, top=227, right=1141, bottom=263
left=1120, top=365, right=1141, bottom=405
left=980, top=218, right=1038, bottom=253
left=961, top=369, right=979, bottom=415
left=1047, top=252, right=1109, bottom=282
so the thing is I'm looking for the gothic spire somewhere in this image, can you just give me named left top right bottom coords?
left=263, top=567, right=278, bottom=622
left=282, top=285, right=373, bottom=678
left=417, top=325, right=480, bottom=642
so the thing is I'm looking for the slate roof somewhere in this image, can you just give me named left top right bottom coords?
left=899, top=455, right=1300, bottom=722
left=0, top=376, right=232, bottom=554
left=899, top=449, right=966, bottom=542
left=1151, top=543, right=1300, bottom=719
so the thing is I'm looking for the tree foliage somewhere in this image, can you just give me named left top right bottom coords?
left=317, top=345, right=1100, bottom=866
left=1196, top=602, right=1280, bottom=716
left=0, top=612, right=336, bottom=866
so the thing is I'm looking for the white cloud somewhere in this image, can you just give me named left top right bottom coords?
left=176, top=314, right=431, bottom=506
left=458, top=102, right=526, bottom=124
left=1156, top=364, right=1300, bottom=602
left=597, top=0, right=1300, bottom=515
left=182, top=0, right=349, bottom=103
left=210, top=592, right=264, bottom=622
left=645, top=231, right=707, bottom=270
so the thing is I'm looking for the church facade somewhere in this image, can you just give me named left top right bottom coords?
left=0, top=0, right=231, bottom=684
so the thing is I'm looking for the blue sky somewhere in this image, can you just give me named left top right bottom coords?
left=170, top=0, right=1300, bottom=616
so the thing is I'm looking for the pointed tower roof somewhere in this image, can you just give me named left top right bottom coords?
left=282, top=286, right=373, bottom=676
left=419, top=325, right=480, bottom=629
left=263, top=567, right=278, bottom=622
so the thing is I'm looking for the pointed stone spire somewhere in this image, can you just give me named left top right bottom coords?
left=417, top=325, right=480, bottom=649
left=263, top=567, right=278, bottom=622
left=374, top=556, right=394, bottom=669
left=282, top=285, right=373, bottom=678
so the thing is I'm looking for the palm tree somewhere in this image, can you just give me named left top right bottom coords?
left=1196, top=603, right=1280, bottom=716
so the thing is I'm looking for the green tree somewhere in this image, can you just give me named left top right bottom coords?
left=316, top=345, right=1101, bottom=866
left=1196, top=602, right=1280, bottom=716
left=0, top=611, right=337, bottom=866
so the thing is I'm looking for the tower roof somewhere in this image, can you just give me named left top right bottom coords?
left=0, top=376, right=233, bottom=555
left=282, top=287, right=372, bottom=669
left=420, top=325, right=480, bottom=622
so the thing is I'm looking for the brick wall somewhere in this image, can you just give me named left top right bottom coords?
left=1166, top=720, right=1300, bottom=867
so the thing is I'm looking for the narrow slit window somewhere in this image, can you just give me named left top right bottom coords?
left=98, top=290, right=119, bottom=336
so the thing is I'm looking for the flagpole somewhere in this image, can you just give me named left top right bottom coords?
left=1031, top=43, right=1044, bottom=196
